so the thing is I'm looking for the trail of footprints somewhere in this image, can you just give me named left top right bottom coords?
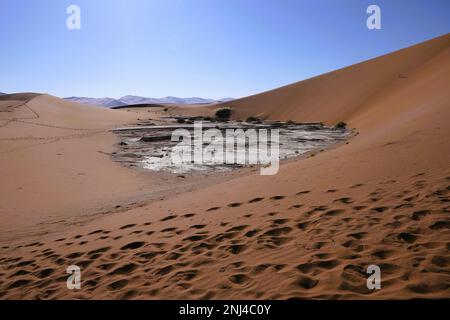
left=0, top=174, right=449, bottom=299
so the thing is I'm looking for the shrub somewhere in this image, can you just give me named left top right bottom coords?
left=334, top=121, right=347, bottom=129
left=215, top=107, right=232, bottom=120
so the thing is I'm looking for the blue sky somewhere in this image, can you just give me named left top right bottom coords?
left=0, top=0, right=449, bottom=99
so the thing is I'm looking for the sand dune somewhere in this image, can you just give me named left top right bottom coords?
left=214, top=33, right=450, bottom=126
left=0, top=34, right=449, bottom=299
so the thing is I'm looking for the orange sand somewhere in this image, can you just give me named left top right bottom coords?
left=0, top=34, right=449, bottom=299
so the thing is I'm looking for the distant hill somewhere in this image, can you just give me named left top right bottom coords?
left=118, top=95, right=217, bottom=105
left=0, top=92, right=6, bottom=96
left=64, top=95, right=234, bottom=107
left=64, top=97, right=126, bottom=108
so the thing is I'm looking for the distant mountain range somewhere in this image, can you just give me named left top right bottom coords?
left=64, top=95, right=234, bottom=107
left=0, top=92, right=6, bottom=96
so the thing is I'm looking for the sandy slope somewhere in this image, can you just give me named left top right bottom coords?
left=0, top=95, right=239, bottom=243
left=0, top=34, right=449, bottom=299
left=214, top=33, right=450, bottom=126
left=0, top=94, right=148, bottom=240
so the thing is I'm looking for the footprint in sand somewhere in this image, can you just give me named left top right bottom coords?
left=347, top=232, right=367, bottom=240
left=403, top=195, right=419, bottom=202
left=66, top=252, right=84, bottom=259
left=155, top=265, right=174, bottom=276
left=324, top=209, right=345, bottom=217
left=34, top=268, right=55, bottom=279
left=397, top=232, right=417, bottom=243
left=334, top=197, right=353, bottom=204
left=225, top=244, right=247, bottom=255
left=121, top=241, right=146, bottom=250
left=413, top=180, right=426, bottom=189
left=7, top=279, right=32, bottom=289
left=184, top=235, right=208, bottom=242
left=88, top=229, right=104, bottom=235
left=395, top=203, right=414, bottom=209
left=258, top=227, right=293, bottom=248
left=229, top=274, right=251, bottom=285
left=262, top=227, right=292, bottom=237
left=296, top=263, right=314, bottom=274
left=293, top=275, right=318, bottom=289
left=271, top=219, right=289, bottom=225
left=225, top=225, right=248, bottom=232
left=98, top=262, right=116, bottom=271
left=248, top=197, right=264, bottom=203
left=244, top=229, right=261, bottom=237
left=108, top=279, right=129, bottom=290
left=166, top=252, right=182, bottom=260
left=190, top=224, right=206, bottom=230
left=110, top=263, right=138, bottom=275
left=183, top=213, right=196, bottom=218
left=24, top=242, right=42, bottom=248
left=120, top=224, right=136, bottom=230
left=371, top=249, right=394, bottom=259
left=15, top=260, right=35, bottom=267
left=342, top=239, right=364, bottom=252
left=172, top=269, right=199, bottom=282
left=227, top=202, right=242, bottom=208
left=430, top=255, right=449, bottom=268
left=429, top=221, right=450, bottom=230
left=160, top=215, right=177, bottom=222
left=213, top=231, right=237, bottom=242
left=307, top=206, right=328, bottom=215
left=137, top=251, right=165, bottom=260
left=371, top=206, right=389, bottom=213
left=314, top=259, right=339, bottom=270
left=252, top=264, right=271, bottom=274
left=296, top=221, right=311, bottom=231
left=411, top=210, right=430, bottom=221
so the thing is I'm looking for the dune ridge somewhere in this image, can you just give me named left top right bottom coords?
left=0, top=34, right=449, bottom=299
